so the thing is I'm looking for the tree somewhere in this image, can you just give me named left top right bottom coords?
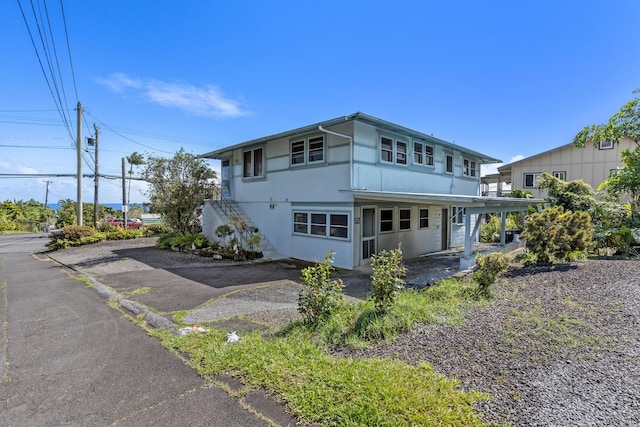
left=572, top=90, right=640, bottom=217
left=536, top=172, right=596, bottom=213
left=142, top=148, right=216, bottom=235
left=126, top=151, right=145, bottom=206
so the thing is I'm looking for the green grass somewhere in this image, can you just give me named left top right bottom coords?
left=157, top=328, right=488, bottom=426
left=154, top=277, right=491, bottom=426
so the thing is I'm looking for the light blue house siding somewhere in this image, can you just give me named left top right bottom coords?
left=201, top=113, right=499, bottom=269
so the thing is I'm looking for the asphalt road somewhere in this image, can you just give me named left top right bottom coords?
left=0, top=234, right=271, bottom=426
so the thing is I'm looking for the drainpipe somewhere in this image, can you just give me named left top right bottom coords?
left=318, top=125, right=354, bottom=189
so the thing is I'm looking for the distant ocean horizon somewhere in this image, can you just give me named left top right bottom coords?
left=46, top=202, right=149, bottom=212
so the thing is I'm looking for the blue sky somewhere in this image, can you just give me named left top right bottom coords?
left=1, top=1, right=639, bottom=205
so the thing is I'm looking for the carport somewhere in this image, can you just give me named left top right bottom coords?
left=347, top=190, right=542, bottom=270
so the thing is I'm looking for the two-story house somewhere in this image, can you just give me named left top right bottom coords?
left=489, top=138, right=637, bottom=199
left=201, top=113, right=534, bottom=269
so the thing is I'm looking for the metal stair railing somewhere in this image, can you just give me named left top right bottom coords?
left=208, top=184, right=252, bottom=247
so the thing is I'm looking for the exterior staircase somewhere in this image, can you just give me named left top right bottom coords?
left=207, top=186, right=278, bottom=258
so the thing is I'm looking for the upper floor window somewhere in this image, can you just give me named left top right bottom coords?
left=463, top=158, right=477, bottom=177
left=599, top=140, right=614, bottom=150
left=524, top=172, right=541, bottom=188
left=445, top=154, right=454, bottom=174
left=243, top=147, right=264, bottom=178
left=290, top=135, right=325, bottom=166
left=553, top=171, right=566, bottom=181
left=413, top=142, right=434, bottom=166
left=380, top=135, right=409, bottom=165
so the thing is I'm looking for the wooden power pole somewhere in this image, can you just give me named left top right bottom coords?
left=76, top=101, right=82, bottom=225
left=91, top=123, right=99, bottom=227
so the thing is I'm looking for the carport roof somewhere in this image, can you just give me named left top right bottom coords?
left=346, top=189, right=542, bottom=212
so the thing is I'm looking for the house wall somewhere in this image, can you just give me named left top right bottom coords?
left=352, top=121, right=481, bottom=196
left=207, top=117, right=485, bottom=268
left=509, top=138, right=635, bottom=198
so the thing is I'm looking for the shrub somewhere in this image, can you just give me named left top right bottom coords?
left=298, top=250, right=344, bottom=323
left=370, top=245, right=406, bottom=312
left=520, top=206, right=594, bottom=264
left=215, top=224, right=234, bottom=246
left=61, top=225, right=95, bottom=241
left=104, top=227, right=145, bottom=240
left=472, top=252, right=510, bottom=297
left=146, top=222, right=172, bottom=235
left=479, top=215, right=518, bottom=243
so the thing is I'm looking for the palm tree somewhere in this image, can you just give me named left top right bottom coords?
left=126, top=152, right=145, bottom=207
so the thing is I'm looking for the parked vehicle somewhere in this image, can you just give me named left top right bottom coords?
left=126, top=218, right=142, bottom=229
left=107, top=218, right=124, bottom=227
left=107, top=218, right=142, bottom=229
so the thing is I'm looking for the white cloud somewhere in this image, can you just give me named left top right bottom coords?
left=98, top=73, right=248, bottom=118
left=481, top=154, right=525, bottom=176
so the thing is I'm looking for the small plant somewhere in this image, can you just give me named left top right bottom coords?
left=370, top=245, right=406, bottom=312
left=215, top=224, right=234, bottom=246
left=298, top=250, right=344, bottom=323
left=473, top=252, right=511, bottom=297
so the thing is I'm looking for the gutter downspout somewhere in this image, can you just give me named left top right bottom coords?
left=318, top=125, right=354, bottom=190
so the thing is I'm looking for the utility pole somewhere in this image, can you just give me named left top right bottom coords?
left=44, top=180, right=50, bottom=207
left=44, top=180, right=50, bottom=233
left=122, top=157, right=127, bottom=225
left=89, top=123, right=99, bottom=227
left=76, top=101, right=83, bottom=225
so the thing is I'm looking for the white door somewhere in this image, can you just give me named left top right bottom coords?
left=361, top=207, right=376, bottom=264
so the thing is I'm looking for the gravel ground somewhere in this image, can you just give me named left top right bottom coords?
left=335, top=259, right=640, bottom=426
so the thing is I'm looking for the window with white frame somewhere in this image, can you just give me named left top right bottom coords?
left=445, top=154, right=454, bottom=173
left=380, top=135, right=409, bottom=165
left=524, top=172, right=541, bottom=188
left=290, top=135, right=324, bottom=166
left=310, top=213, right=327, bottom=236
left=380, top=209, right=393, bottom=232
left=396, top=141, right=407, bottom=165
left=293, top=212, right=308, bottom=233
left=553, top=171, right=566, bottom=180
left=399, top=208, right=411, bottom=230
left=454, top=207, right=466, bottom=224
left=413, top=142, right=434, bottom=166
left=463, top=158, right=477, bottom=177
left=329, top=214, right=348, bottom=238
left=419, top=208, right=429, bottom=228
left=599, top=140, right=614, bottom=150
left=243, top=147, right=264, bottom=178
left=293, top=212, right=349, bottom=239
left=381, top=136, right=393, bottom=162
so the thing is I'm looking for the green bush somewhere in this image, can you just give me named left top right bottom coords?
left=145, top=222, right=172, bottom=235
left=479, top=215, right=518, bottom=243
left=520, top=206, right=594, bottom=264
left=61, top=225, right=95, bottom=241
left=298, top=250, right=345, bottom=323
left=370, top=245, right=406, bottom=312
left=472, top=252, right=510, bottom=297
left=104, top=227, right=145, bottom=240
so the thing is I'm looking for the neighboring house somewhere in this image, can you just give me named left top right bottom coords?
left=492, top=138, right=637, bottom=199
left=201, top=112, right=534, bottom=269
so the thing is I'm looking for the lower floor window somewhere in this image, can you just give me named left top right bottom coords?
left=380, top=209, right=393, bottom=232
left=399, top=209, right=411, bottom=230
left=293, top=211, right=349, bottom=239
left=419, top=208, right=429, bottom=228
